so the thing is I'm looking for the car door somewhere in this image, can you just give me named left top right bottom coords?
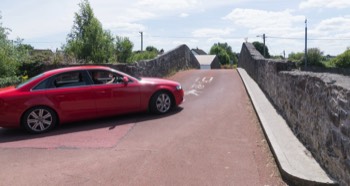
left=44, top=70, right=97, bottom=123
left=88, top=70, right=141, bottom=117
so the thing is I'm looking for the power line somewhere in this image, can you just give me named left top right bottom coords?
left=22, top=35, right=350, bottom=45
left=267, top=36, right=350, bottom=41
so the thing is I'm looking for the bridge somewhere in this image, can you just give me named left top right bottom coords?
left=0, top=44, right=349, bottom=185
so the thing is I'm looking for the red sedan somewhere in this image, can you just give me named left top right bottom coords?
left=0, top=66, right=184, bottom=133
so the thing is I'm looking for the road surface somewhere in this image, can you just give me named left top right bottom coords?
left=0, top=69, right=286, bottom=185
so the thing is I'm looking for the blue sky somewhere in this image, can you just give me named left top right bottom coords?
left=1, top=0, right=350, bottom=56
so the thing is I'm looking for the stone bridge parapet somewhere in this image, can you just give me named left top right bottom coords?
left=238, top=42, right=350, bottom=185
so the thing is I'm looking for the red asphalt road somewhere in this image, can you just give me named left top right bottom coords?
left=0, top=69, right=286, bottom=185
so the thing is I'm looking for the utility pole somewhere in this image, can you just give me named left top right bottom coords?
left=139, top=31, right=143, bottom=52
left=257, top=33, right=266, bottom=58
left=305, top=19, right=308, bottom=68
left=263, top=33, right=266, bottom=58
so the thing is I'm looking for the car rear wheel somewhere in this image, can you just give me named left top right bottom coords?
left=150, top=91, right=173, bottom=114
left=22, top=106, right=57, bottom=134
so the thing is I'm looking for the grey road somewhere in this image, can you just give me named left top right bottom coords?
left=0, top=69, right=286, bottom=185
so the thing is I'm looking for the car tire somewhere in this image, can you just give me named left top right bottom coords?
left=22, top=106, right=57, bottom=134
left=150, top=91, right=173, bottom=114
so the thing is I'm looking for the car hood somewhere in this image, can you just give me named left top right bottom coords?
left=140, top=77, right=179, bottom=86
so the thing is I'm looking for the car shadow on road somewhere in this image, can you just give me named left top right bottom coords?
left=0, top=107, right=183, bottom=143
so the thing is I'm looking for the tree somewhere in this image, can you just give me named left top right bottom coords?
left=253, top=41, right=270, bottom=58
left=307, top=48, right=323, bottom=66
left=288, top=52, right=304, bottom=63
left=146, top=46, right=159, bottom=53
left=64, top=0, right=115, bottom=63
left=209, top=42, right=237, bottom=65
left=0, top=14, right=20, bottom=78
left=115, top=36, right=133, bottom=63
left=332, top=49, right=350, bottom=68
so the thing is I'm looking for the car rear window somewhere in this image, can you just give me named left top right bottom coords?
left=16, top=73, right=44, bottom=89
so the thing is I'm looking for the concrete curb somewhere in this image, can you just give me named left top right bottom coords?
left=237, top=68, right=338, bottom=186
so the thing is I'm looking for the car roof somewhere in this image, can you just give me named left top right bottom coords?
left=43, top=65, right=111, bottom=76
left=16, top=66, right=115, bottom=91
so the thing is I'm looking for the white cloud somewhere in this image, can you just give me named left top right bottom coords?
left=2, top=0, right=349, bottom=55
left=222, top=8, right=350, bottom=55
left=180, top=13, right=189, bottom=18
left=313, top=16, right=350, bottom=34
left=223, top=9, right=305, bottom=36
left=3, top=0, right=78, bottom=39
left=299, top=0, right=350, bottom=9
left=136, top=0, right=199, bottom=10
left=192, top=28, right=235, bottom=38
left=105, top=22, right=146, bottom=33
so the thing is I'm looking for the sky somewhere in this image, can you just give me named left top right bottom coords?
left=1, top=0, right=350, bottom=56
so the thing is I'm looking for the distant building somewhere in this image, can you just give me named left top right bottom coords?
left=191, top=48, right=207, bottom=55
left=195, top=55, right=221, bottom=70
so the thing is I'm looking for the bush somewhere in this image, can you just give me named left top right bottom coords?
left=288, top=52, right=304, bottom=64
left=127, top=51, right=157, bottom=63
left=20, top=61, right=44, bottom=77
left=289, top=49, right=325, bottom=67
left=0, top=76, right=21, bottom=88
left=332, top=49, right=350, bottom=68
left=307, top=48, right=324, bottom=67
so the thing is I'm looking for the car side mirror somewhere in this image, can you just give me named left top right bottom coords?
left=122, top=77, right=129, bottom=84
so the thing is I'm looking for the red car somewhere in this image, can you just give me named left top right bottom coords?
left=0, top=66, right=184, bottom=133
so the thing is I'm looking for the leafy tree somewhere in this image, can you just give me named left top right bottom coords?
left=0, top=14, right=20, bottom=78
left=146, top=46, right=159, bottom=53
left=253, top=41, right=270, bottom=58
left=217, top=43, right=235, bottom=61
left=288, top=52, right=304, bottom=63
left=209, top=42, right=237, bottom=65
left=116, top=36, right=133, bottom=63
left=64, top=0, right=115, bottom=63
left=332, top=49, right=350, bottom=68
left=17, top=43, right=34, bottom=52
left=307, top=48, right=323, bottom=66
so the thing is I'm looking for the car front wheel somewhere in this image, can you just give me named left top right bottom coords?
left=150, top=91, right=173, bottom=114
left=22, top=106, right=57, bottom=134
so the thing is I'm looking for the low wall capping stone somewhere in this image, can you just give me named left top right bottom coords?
left=238, top=42, right=350, bottom=185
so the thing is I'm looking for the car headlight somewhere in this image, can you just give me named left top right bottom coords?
left=176, top=85, right=182, bottom=90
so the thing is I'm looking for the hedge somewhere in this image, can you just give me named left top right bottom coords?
left=0, top=76, right=21, bottom=88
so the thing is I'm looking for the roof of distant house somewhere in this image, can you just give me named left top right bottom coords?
left=195, top=55, right=217, bottom=65
left=191, top=48, right=207, bottom=55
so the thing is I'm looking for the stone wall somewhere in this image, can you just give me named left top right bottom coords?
left=114, top=44, right=200, bottom=77
left=44, top=44, right=200, bottom=77
left=238, top=42, right=350, bottom=185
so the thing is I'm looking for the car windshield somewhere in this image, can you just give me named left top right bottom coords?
left=16, top=73, right=44, bottom=89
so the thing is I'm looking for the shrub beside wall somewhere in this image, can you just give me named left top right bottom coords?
left=0, top=76, right=21, bottom=88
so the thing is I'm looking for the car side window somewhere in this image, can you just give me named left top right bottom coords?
left=32, top=78, right=50, bottom=90
left=53, top=71, right=87, bottom=88
left=89, top=70, right=124, bottom=85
